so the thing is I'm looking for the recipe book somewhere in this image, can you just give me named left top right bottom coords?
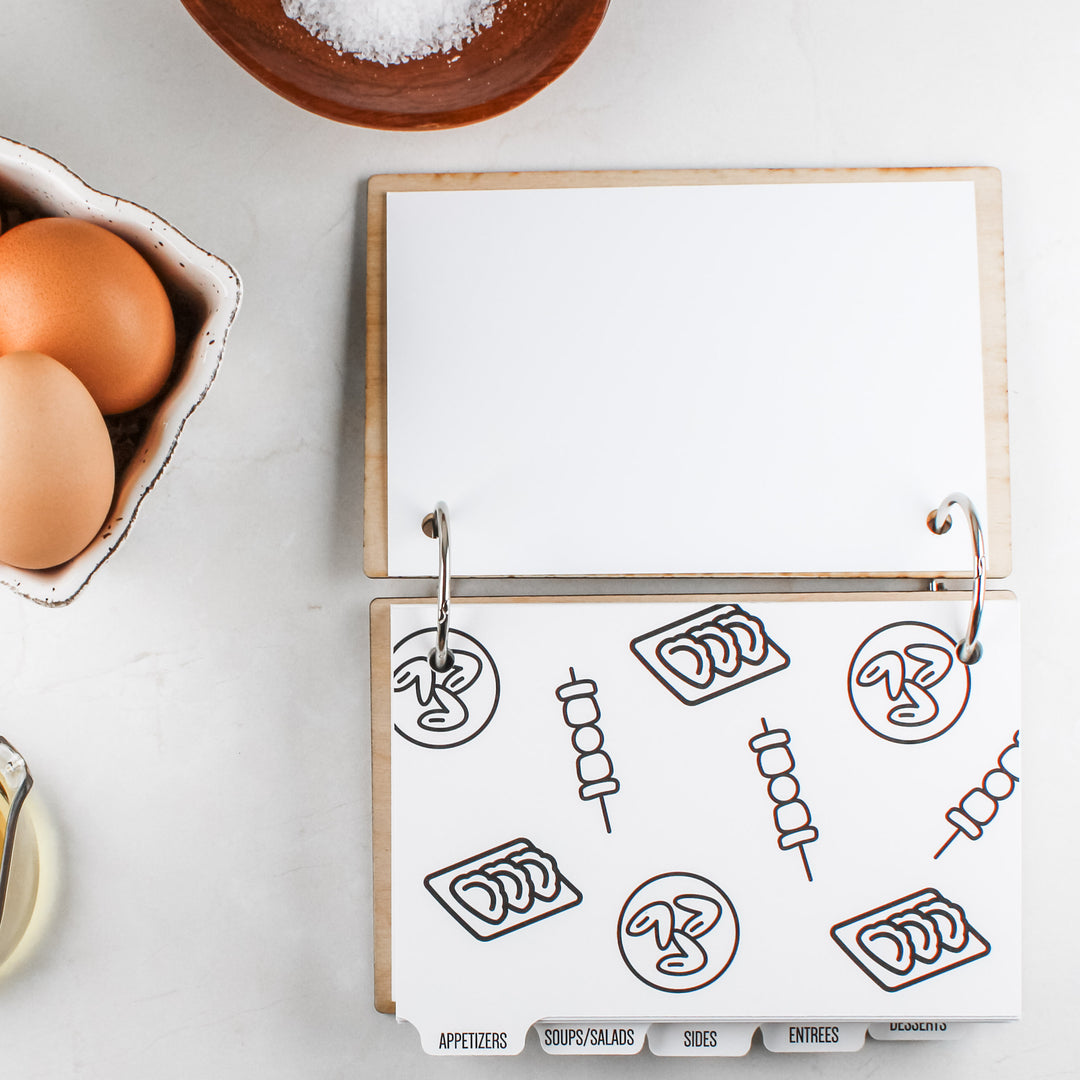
left=365, top=168, right=1017, bottom=1055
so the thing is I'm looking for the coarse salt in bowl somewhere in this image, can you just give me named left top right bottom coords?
left=282, top=0, right=504, bottom=66
left=0, top=134, right=242, bottom=605
left=179, top=0, right=610, bottom=130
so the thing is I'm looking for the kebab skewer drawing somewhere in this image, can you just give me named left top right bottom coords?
left=555, top=669, right=620, bottom=833
left=748, top=718, right=818, bottom=881
left=933, top=731, right=1019, bottom=859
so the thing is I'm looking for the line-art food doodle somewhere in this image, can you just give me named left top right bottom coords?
left=847, top=622, right=971, bottom=744
left=424, top=838, right=582, bottom=942
left=630, top=604, right=790, bottom=706
left=831, top=887, right=990, bottom=992
left=934, top=731, right=1019, bottom=859
left=391, top=627, right=500, bottom=749
left=554, top=669, right=620, bottom=833
left=748, top=718, right=818, bottom=881
left=617, top=873, right=739, bottom=993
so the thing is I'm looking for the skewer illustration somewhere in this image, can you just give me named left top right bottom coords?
left=555, top=669, right=620, bottom=833
left=748, top=718, right=818, bottom=881
left=933, top=731, right=1019, bottom=859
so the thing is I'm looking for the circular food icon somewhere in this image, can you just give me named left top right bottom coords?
left=848, top=621, right=971, bottom=744
left=617, top=873, right=739, bottom=993
left=391, top=627, right=500, bottom=749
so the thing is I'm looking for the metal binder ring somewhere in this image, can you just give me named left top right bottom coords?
left=927, top=492, right=986, bottom=664
left=424, top=502, right=453, bottom=672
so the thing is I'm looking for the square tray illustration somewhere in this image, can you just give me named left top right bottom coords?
left=630, top=604, right=790, bottom=705
left=424, top=837, right=582, bottom=942
left=830, top=887, right=991, bottom=992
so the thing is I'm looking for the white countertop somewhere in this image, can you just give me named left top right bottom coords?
left=0, top=1, right=1076, bottom=1076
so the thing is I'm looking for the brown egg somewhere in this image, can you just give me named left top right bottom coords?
left=0, top=218, right=175, bottom=414
left=0, top=352, right=115, bottom=570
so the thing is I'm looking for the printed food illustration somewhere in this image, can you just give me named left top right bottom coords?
left=831, top=888, right=990, bottom=991
left=617, top=873, right=739, bottom=993
left=847, top=622, right=971, bottom=743
left=934, top=731, right=1019, bottom=858
left=554, top=669, right=620, bottom=833
left=391, top=627, right=500, bottom=749
left=748, top=718, right=818, bottom=881
left=630, top=604, right=790, bottom=705
left=425, top=838, right=582, bottom=941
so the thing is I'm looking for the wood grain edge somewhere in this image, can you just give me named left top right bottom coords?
left=376, top=589, right=1015, bottom=609
left=972, top=169, right=1011, bottom=578
left=368, top=166, right=1011, bottom=579
left=370, top=597, right=394, bottom=1013
left=363, top=177, right=390, bottom=578
left=367, top=164, right=996, bottom=194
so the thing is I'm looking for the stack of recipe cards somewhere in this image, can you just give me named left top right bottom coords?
left=366, top=167, right=1018, bottom=1055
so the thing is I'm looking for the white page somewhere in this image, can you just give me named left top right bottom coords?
left=385, top=181, right=988, bottom=576
left=388, top=595, right=1020, bottom=1054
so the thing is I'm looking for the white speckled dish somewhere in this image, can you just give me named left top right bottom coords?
left=0, top=135, right=242, bottom=605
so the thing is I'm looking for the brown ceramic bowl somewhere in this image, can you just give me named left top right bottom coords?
left=179, top=0, right=610, bottom=130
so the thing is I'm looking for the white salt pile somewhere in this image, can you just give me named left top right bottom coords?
left=281, top=0, right=503, bottom=65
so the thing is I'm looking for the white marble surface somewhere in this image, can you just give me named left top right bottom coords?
left=0, top=1, right=1076, bottom=1076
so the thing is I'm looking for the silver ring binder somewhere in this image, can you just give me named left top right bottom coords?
left=928, top=493, right=986, bottom=664
left=424, top=502, right=453, bottom=671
